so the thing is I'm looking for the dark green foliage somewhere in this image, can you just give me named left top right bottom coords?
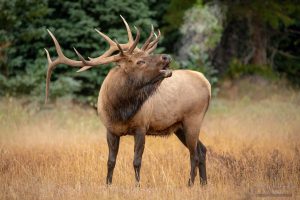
left=223, top=0, right=298, bottom=28
left=0, top=0, right=50, bottom=98
left=227, top=59, right=278, bottom=80
left=161, top=0, right=196, bottom=52
left=272, top=24, right=300, bottom=86
left=268, top=7, right=300, bottom=86
left=209, top=0, right=300, bottom=85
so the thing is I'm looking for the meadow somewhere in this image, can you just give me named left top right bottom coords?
left=1, top=79, right=300, bottom=199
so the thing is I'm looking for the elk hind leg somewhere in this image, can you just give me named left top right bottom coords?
left=175, top=127, right=207, bottom=186
left=197, top=141, right=207, bottom=185
left=174, top=128, right=186, bottom=147
left=182, top=120, right=200, bottom=187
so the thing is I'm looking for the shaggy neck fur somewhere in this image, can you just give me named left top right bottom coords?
left=103, top=68, right=161, bottom=123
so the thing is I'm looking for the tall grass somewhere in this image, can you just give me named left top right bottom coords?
left=1, top=82, right=300, bottom=199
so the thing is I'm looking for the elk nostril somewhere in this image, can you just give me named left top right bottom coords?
left=162, top=55, right=169, bottom=62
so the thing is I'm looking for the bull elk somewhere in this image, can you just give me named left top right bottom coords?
left=44, top=16, right=211, bottom=186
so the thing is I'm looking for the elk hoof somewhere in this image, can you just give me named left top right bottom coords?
left=188, top=179, right=194, bottom=187
left=106, top=179, right=113, bottom=187
left=135, top=182, right=141, bottom=188
left=200, top=179, right=207, bottom=186
left=106, top=183, right=112, bottom=188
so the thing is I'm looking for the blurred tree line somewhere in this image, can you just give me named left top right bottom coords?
left=0, top=0, right=299, bottom=104
left=210, top=0, right=300, bottom=84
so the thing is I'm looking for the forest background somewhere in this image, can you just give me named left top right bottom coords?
left=1, top=0, right=299, bottom=104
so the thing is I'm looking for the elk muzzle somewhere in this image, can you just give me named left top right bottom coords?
left=160, top=54, right=172, bottom=78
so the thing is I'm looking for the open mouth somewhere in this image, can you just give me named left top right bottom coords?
left=159, top=63, right=172, bottom=78
left=162, top=62, right=169, bottom=70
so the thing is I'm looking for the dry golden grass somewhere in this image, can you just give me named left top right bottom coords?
left=1, top=81, right=300, bottom=199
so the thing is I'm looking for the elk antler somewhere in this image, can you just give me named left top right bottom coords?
left=44, top=29, right=86, bottom=104
left=141, top=25, right=154, bottom=51
left=44, top=16, right=161, bottom=103
left=44, top=29, right=126, bottom=104
left=145, top=30, right=161, bottom=54
left=75, top=26, right=141, bottom=70
left=45, top=17, right=138, bottom=103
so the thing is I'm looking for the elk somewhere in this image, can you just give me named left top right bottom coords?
left=44, top=16, right=211, bottom=186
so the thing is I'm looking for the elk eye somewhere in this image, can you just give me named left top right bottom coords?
left=137, top=60, right=145, bottom=65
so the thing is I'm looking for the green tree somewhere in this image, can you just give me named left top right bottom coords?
left=0, top=0, right=50, bottom=97
left=209, top=0, right=300, bottom=85
left=222, top=0, right=299, bottom=66
left=272, top=14, right=300, bottom=85
left=175, top=1, right=223, bottom=94
left=162, top=0, right=196, bottom=52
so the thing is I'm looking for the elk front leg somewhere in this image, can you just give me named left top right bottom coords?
left=106, top=130, right=120, bottom=185
left=133, top=132, right=145, bottom=187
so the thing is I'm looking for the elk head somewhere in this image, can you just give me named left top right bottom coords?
left=44, top=16, right=172, bottom=103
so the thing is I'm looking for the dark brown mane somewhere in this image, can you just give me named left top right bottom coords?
left=103, top=67, right=161, bottom=123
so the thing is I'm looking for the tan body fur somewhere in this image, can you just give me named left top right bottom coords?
left=98, top=69, right=211, bottom=137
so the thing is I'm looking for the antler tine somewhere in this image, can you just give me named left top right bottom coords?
left=73, top=47, right=91, bottom=66
left=141, top=25, right=154, bottom=51
left=88, top=16, right=140, bottom=63
left=94, top=29, right=115, bottom=46
left=146, top=42, right=158, bottom=54
left=44, top=29, right=87, bottom=104
left=120, top=15, right=134, bottom=43
left=146, top=29, right=161, bottom=53
left=76, top=54, right=122, bottom=72
left=46, top=30, right=84, bottom=66
left=77, top=66, right=92, bottom=72
left=44, top=48, right=55, bottom=104
left=75, top=17, right=139, bottom=70
left=47, top=30, right=64, bottom=59
left=128, top=26, right=141, bottom=54
left=94, top=29, right=118, bottom=57
left=145, top=32, right=158, bottom=54
left=147, top=30, right=160, bottom=49
left=74, top=28, right=125, bottom=67
left=114, top=39, right=124, bottom=56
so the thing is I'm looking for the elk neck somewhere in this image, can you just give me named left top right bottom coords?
left=102, top=67, right=161, bottom=123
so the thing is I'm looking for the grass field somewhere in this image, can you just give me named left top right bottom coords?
left=1, top=80, right=300, bottom=199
